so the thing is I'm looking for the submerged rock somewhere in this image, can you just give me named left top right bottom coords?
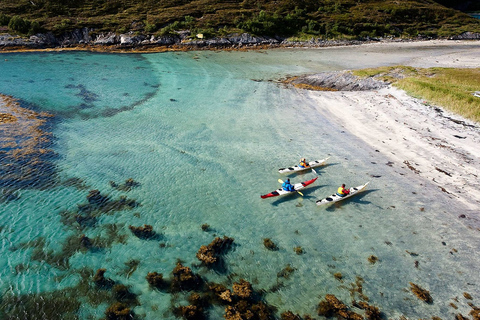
left=287, top=71, right=388, bottom=91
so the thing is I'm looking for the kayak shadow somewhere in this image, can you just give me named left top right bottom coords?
left=323, top=189, right=377, bottom=211
left=270, top=185, right=325, bottom=206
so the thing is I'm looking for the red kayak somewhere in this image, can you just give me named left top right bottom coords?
left=261, top=177, right=318, bottom=199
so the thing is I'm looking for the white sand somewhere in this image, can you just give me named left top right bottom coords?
left=303, top=42, right=480, bottom=210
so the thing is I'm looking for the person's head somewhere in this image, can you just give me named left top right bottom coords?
left=287, top=179, right=290, bottom=182
left=341, top=184, right=345, bottom=188
left=301, top=158, right=305, bottom=161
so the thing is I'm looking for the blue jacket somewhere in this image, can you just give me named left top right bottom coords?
left=282, top=181, right=294, bottom=191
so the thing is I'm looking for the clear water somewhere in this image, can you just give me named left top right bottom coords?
left=0, top=46, right=479, bottom=319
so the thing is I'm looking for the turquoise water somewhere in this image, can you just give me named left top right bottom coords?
left=0, top=47, right=479, bottom=319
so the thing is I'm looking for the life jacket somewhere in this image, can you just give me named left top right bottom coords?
left=282, top=181, right=293, bottom=191
left=299, top=160, right=308, bottom=168
left=337, top=186, right=347, bottom=195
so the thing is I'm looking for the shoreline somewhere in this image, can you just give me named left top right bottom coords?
left=0, top=32, right=479, bottom=54
left=294, top=83, right=480, bottom=212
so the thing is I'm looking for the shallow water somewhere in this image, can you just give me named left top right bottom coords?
left=0, top=45, right=479, bottom=319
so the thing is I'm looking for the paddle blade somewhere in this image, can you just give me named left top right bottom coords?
left=278, top=179, right=284, bottom=184
left=297, top=191, right=304, bottom=196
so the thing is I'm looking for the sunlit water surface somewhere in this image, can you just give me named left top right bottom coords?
left=0, top=45, right=479, bottom=319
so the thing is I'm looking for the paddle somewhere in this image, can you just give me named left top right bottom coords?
left=278, top=179, right=303, bottom=196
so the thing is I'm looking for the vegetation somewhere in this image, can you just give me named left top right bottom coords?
left=0, top=0, right=479, bottom=39
left=352, top=66, right=480, bottom=123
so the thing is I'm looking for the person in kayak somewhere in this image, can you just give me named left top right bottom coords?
left=282, top=179, right=295, bottom=192
left=299, top=158, right=309, bottom=168
left=337, top=184, right=350, bottom=197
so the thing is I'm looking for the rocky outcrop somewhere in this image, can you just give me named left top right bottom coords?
left=289, top=71, right=388, bottom=91
left=450, top=31, right=480, bottom=40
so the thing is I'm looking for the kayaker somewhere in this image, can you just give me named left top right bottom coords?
left=282, top=179, right=295, bottom=192
left=299, top=158, right=309, bottom=168
left=337, top=184, right=350, bottom=197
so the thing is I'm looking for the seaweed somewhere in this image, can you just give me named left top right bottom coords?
left=232, top=279, right=253, bottom=300
left=0, top=290, right=81, bottom=320
left=464, top=292, right=473, bottom=300
left=277, top=264, right=296, bottom=279
left=281, top=311, right=302, bottom=320
left=94, top=268, right=115, bottom=289
left=409, top=282, right=433, bottom=303
left=367, top=255, right=378, bottom=264
left=294, top=246, right=304, bottom=255
left=146, top=272, right=168, bottom=290
left=353, top=300, right=382, bottom=320
left=317, top=294, right=362, bottom=320
left=128, top=224, right=157, bottom=239
left=263, top=238, right=278, bottom=251
left=110, top=178, right=140, bottom=191
left=105, top=302, right=133, bottom=320
left=334, top=272, right=343, bottom=281
left=196, top=236, right=234, bottom=267
left=171, top=262, right=204, bottom=292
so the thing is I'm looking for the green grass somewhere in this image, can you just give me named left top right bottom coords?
left=0, top=0, right=479, bottom=39
left=353, top=67, right=480, bottom=123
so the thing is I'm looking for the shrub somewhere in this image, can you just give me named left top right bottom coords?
left=8, top=16, right=31, bottom=34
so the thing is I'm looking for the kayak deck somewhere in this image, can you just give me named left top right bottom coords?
left=316, top=182, right=369, bottom=206
left=261, top=177, right=318, bottom=199
left=278, top=157, right=330, bottom=174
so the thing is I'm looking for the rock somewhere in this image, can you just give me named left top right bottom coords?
left=450, top=32, right=480, bottom=40
left=93, top=32, right=119, bottom=45
left=290, top=71, right=388, bottom=91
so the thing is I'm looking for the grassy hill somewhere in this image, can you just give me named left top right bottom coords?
left=0, top=0, right=479, bottom=40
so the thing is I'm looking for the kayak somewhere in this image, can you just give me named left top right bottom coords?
left=261, top=177, right=318, bottom=199
left=316, top=182, right=369, bottom=206
left=278, top=157, right=330, bottom=174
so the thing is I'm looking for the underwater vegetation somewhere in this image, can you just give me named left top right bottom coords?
left=318, top=294, right=382, bottom=320
left=105, top=302, right=134, bottom=320
left=129, top=224, right=157, bottom=239
left=196, top=236, right=234, bottom=267
left=110, top=178, right=140, bottom=191
left=0, top=95, right=57, bottom=190
left=409, top=282, right=433, bottom=303
left=263, top=238, right=278, bottom=251
left=367, top=255, right=378, bottom=264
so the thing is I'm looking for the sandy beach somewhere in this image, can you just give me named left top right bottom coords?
left=298, top=41, right=480, bottom=211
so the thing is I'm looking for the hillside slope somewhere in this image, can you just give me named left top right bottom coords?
left=0, top=0, right=479, bottom=40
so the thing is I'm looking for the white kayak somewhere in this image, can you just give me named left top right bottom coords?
left=278, top=157, right=330, bottom=174
left=316, top=182, right=369, bottom=206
